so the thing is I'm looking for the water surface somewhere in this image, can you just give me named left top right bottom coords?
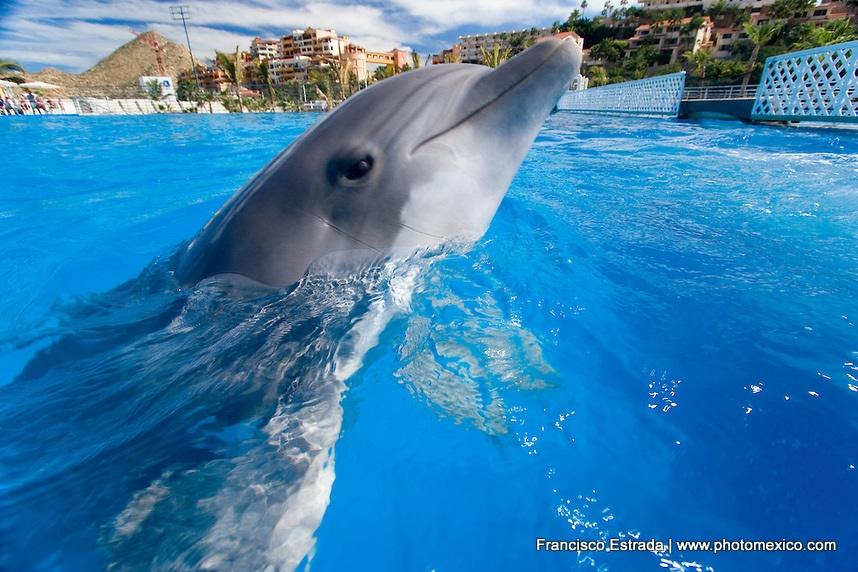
left=1, top=113, right=857, bottom=571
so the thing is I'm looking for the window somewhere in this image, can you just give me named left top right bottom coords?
left=722, top=33, right=733, bottom=38
left=813, top=9, right=827, bottom=16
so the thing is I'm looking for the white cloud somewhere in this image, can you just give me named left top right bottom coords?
left=387, top=0, right=572, bottom=29
left=0, top=0, right=603, bottom=73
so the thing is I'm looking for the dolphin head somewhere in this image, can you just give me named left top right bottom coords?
left=177, top=38, right=581, bottom=287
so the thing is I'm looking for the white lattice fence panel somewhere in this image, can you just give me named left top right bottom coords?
left=752, top=41, right=858, bottom=122
left=556, top=72, right=686, bottom=117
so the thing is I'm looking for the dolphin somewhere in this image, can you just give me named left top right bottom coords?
left=0, top=38, right=581, bottom=572
left=177, top=37, right=581, bottom=288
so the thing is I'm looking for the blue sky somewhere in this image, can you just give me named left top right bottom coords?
left=0, top=0, right=606, bottom=73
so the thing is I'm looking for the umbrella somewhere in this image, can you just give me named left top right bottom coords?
left=18, top=81, right=62, bottom=90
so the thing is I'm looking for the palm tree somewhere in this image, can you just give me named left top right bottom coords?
left=0, top=58, right=24, bottom=80
left=308, top=68, right=335, bottom=108
left=742, top=21, right=782, bottom=88
left=684, top=49, right=714, bottom=86
left=372, top=64, right=396, bottom=81
left=215, top=46, right=244, bottom=112
left=479, top=43, right=512, bottom=68
left=790, top=19, right=858, bottom=50
left=587, top=65, right=608, bottom=86
left=411, top=51, right=421, bottom=70
left=198, top=89, right=215, bottom=113
left=255, top=60, right=276, bottom=109
left=443, top=49, right=462, bottom=64
left=590, top=39, right=627, bottom=62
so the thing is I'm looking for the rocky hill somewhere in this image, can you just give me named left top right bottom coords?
left=31, top=31, right=193, bottom=90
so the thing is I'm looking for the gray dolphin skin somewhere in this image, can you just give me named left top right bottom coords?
left=176, top=38, right=581, bottom=288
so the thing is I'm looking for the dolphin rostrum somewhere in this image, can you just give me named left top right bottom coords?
left=176, top=38, right=581, bottom=288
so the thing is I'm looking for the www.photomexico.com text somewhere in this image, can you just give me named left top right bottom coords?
left=535, top=537, right=837, bottom=554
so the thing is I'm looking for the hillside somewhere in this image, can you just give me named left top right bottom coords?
left=31, top=31, right=193, bottom=89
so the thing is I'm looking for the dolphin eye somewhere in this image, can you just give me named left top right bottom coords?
left=343, top=157, right=373, bottom=181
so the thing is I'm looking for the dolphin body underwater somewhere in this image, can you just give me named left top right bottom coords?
left=0, top=39, right=579, bottom=571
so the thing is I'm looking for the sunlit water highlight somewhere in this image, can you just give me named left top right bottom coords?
left=1, top=113, right=857, bottom=571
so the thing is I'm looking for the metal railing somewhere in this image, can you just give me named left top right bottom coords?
left=752, top=40, right=858, bottom=123
left=556, top=71, right=686, bottom=117
left=682, top=85, right=757, bottom=100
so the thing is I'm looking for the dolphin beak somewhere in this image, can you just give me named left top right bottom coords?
left=473, top=37, right=582, bottom=111
left=415, top=38, right=581, bottom=152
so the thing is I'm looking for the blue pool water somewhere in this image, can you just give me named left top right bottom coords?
left=1, top=113, right=857, bottom=571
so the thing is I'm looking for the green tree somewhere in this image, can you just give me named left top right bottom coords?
left=770, top=0, right=814, bottom=19
left=664, top=8, right=685, bottom=26
left=198, top=89, right=215, bottom=113
left=254, top=59, right=276, bottom=109
left=411, top=51, right=421, bottom=69
left=176, top=79, right=204, bottom=103
left=587, top=65, right=608, bottom=86
left=742, top=21, right=783, bottom=88
left=215, top=46, right=245, bottom=112
left=789, top=19, right=858, bottom=49
left=590, top=38, right=628, bottom=62
left=681, top=15, right=705, bottom=36
left=479, top=43, right=512, bottom=68
left=372, top=64, right=396, bottom=81
left=683, top=48, right=714, bottom=85
left=144, top=79, right=162, bottom=101
left=308, top=68, right=336, bottom=107
left=708, top=59, right=746, bottom=84
left=0, top=58, right=24, bottom=80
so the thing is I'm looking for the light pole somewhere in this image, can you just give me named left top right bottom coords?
left=170, top=5, right=201, bottom=93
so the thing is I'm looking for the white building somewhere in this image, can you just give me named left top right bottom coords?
left=138, top=76, right=176, bottom=100
left=638, top=0, right=776, bottom=10
left=250, top=37, right=280, bottom=60
left=458, top=28, right=584, bottom=65
left=268, top=56, right=312, bottom=84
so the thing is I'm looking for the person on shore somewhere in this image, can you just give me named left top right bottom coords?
left=26, top=92, right=42, bottom=115
left=19, top=95, right=30, bottom=114
left=6, top=96, right=22, bottom=115
left=35, top=95, right=48, bottom=114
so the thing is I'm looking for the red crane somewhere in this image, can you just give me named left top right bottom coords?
left=133, top=31, right=166, bottom=76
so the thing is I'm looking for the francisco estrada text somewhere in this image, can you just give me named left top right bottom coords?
left=535, top=538, right=837, bottom=554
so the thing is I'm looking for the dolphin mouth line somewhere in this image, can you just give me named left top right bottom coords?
left=410, top=39, right=570, bottom=155
left=397, top=221, right=446, bottom=240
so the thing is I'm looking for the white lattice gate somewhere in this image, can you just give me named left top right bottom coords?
left=555, top=72, right=686, bottom=117
left=752, top=41, right=858, bottom=123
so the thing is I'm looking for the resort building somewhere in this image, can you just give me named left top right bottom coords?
left=248, top=28, right=401, bottom=85
left=710, top=27, right=750, bottom=59
left=365, top=49, right=410, bottom=70
left=431, top=44, right=463, bottom=64
left=279, top=28, right=350, bottom=60
left=708, top=0, right=854, bottom=59
left=625, top=16, right=715, bottom=64
left=250, top=37, right=279, bottom=61
left=184, top=26, right=413, bottom=93
left=457, top=28, right=584, bottom=64
left=435, top=29, right=583, bottom=65
left=637, top=0, right=776, bottom=11
left=267, top=56, right=312, bottom=84
left=179, top=64, right=232, bottom=92
left=343, top=44, right=369, bottom=83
